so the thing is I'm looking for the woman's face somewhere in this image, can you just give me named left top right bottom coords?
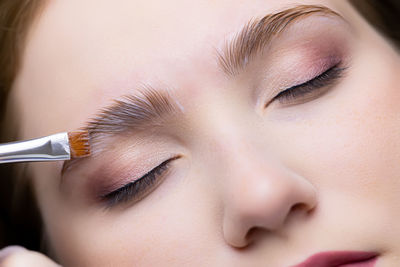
left=9, top=0, right=400, bottom=266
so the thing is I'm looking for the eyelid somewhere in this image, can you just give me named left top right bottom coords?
left=100, top=155, right=181, bottom=207
left=265, top=62, right=346, bottom=108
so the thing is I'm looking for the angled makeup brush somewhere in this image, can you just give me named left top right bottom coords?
left=0, top=131, right=90, bottom=164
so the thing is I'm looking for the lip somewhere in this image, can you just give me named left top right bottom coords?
left=290, top=251, right=379, bottom=267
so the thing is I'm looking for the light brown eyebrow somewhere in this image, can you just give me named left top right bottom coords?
left=61, top=4, right=343, bottom=175
left=216, top=4, right=343, bottom=75
left=86, top=87, right=181, bottom=142
left=61, top=87, right=182, bottom=174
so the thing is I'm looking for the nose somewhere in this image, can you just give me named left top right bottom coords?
left=221, top=149, right=317, bottom=248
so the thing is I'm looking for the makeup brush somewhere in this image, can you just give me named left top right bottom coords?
left=0, top=131, right=90, bottom=164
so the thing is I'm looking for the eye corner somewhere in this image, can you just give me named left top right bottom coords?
left=98, top=153, right=183, bottom=209
left=263, top=60, right=349, bottom=109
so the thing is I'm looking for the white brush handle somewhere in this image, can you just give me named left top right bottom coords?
left=0, top=132, right=71, bottom=163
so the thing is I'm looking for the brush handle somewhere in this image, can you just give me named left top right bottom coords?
left=0, top=133, right=71, bottom=163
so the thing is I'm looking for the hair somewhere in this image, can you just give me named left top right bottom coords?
left=349, top=0, right=400, bottom=49
left=0, top=0, right=399, bottom=252
left=0, top=0, right=46, bottom=250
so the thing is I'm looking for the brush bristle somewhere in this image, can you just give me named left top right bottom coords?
left=68, top=131, right=91, bottom=158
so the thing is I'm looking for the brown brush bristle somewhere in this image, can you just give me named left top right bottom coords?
left=67, top=131, right=91, bottom=158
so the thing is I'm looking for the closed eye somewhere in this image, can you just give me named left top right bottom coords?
left=266, top=63, right=346, bottom=107
left=100, top=155, right=181, bottom=208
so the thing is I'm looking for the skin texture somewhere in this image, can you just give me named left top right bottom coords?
left=0, top=246, right=60, bottom=267
left=5, top=0, right=400, bottom=266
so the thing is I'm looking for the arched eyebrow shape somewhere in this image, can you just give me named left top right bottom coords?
left=61, top=5, right=345, bottom=175
left=216, top=5, right=343, bottom=75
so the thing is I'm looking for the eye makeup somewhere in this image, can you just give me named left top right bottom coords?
left=99, top=155, right=181, bottom=207
left=92, top=61, right=346, bottom=207
left=62, top=11, right=354, bottom=210
left=253, top=17, right=353, bottom=112
left=267, top=62, right=347, bottom=107
left=242, top=8, right=352, bottom=108
left=68, top=135, right=185, bottom=208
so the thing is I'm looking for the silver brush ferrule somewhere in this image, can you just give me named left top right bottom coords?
left=0, top=132, right=71, bottom=163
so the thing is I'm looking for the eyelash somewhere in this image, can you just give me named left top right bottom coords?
left=101, top=156, right=180, bottom=207
left=268, top=63, right=345, bottom=106
left=100, top=64, right=344, bottom=207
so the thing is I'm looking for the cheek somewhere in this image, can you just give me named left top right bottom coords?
left=267, top=43, right=400, bottom=202
left=265, top=51, right=400, bottom=247
left=320, top=43, right=400, bottom=197
left=45, top=171, right=217, bottom=266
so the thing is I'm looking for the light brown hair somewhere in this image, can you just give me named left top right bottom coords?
left=0, top=0, right=45, bottom=249
left=0, top=0, right=399, bottom=252
left=0, top=0, right=44, bottom=113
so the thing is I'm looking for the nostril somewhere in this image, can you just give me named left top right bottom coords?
left=291, top=203, right=307, bottom=212
left=291, top=202, right=316, bottom=214
left=244, top=226, right=271, bottom=247
left=279, top=202, right=316, bottom=227
left=245, top=226, right=258, bottom=241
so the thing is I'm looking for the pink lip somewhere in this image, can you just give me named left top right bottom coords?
left=290, top=251, right=379, bottom=267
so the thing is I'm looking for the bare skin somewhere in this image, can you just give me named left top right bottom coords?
left=2, top=0, right=400, bottom=266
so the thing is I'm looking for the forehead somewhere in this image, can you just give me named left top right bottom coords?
left=13, top=0, right=339, bottom=137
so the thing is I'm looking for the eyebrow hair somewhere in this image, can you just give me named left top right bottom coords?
left=216, top=5, right=342, bottom=75
left=86, top=87, right=181, bottom=142
left=61, top=4, right=343, bottom=175
left=61, top=87, right=182, bottom=174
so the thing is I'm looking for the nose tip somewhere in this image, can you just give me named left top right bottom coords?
left=222, top=166, right=317, bottom=248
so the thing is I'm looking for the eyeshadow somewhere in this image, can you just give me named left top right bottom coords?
left=250, top=15, right=353, bottom=107
left=59, top=6, right=354, bottom=207
left=217, top=4, right=346, bottom=75
left=68, top=135, right=179, bottom=202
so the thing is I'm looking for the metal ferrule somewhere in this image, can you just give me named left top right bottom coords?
left=0, top=132, right=71, bottom=163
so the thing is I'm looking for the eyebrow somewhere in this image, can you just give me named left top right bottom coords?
left=86, top=87, right=181, bottom=142
left=61, top=4, right=343, bottom=174
left=216, top=5, right=342, bottom=75
left=61, top=87, right=182, bottom=174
